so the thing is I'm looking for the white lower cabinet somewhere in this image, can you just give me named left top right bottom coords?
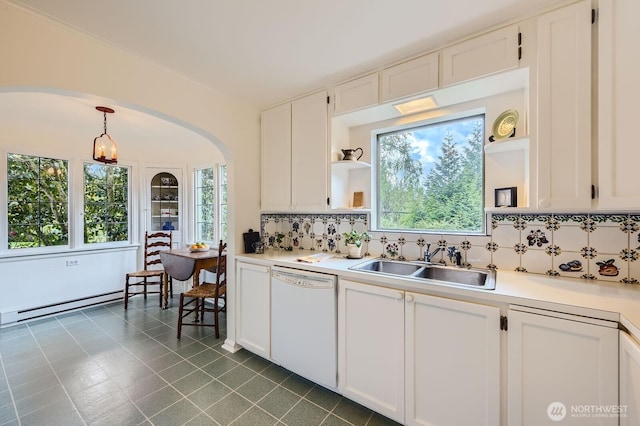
left=620, top=331, right=640, bottom=425
left=405, top=292, right=501, bottom=426
left=338, top=279, right=502, bottom=425
left=507, top=307, right=619, bottom=426
left=338, top=279, right=405, bottom=423
left=235, top=261, right=270, bottom=358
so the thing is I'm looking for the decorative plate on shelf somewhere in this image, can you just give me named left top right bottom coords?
left=490, top=109, right=519, bottom=141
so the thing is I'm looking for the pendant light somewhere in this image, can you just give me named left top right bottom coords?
left=92, top=106, right=118, bottom=164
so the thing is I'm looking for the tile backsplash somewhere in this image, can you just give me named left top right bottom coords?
left=260, top=212, right=640, bottom=285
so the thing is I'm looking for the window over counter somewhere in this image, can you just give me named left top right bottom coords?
left=84, top=163, right=129, bottom=244
left=194, top=164, right=227, bottom=244
left=7, top=153, right=69, bottom=249
left=374, top=114, right=485, bottom=234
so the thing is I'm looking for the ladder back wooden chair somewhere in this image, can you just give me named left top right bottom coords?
left=177, top=240, right=227, bottom=339
left=124, top=231, right=173, bottom=309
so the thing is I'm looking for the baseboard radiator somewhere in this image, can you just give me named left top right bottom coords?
left=0, top=290, right=123, bottom=327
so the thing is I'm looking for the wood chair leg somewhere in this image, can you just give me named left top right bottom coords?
left=124, top=276, right=129, bottom=310
left=214, top=303, right=220, bottom=339
left=177, top=293, right=185, bottom=339
left=143, top=278, right=148, bottom=300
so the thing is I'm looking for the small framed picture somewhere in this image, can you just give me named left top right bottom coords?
left=495, top=187, right=517, bottom=207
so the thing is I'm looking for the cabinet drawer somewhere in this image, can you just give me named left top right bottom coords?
left=441, top=24, right=519, bottom=87
left=332, top=73, right=379, bottom=116
left=380, top=52, right=438, bottom=103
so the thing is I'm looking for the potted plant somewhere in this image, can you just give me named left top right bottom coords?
left=342, top=230, right=369, bottom=258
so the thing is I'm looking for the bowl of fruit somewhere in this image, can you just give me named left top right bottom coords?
left=189, top=242, right=210, bottom=252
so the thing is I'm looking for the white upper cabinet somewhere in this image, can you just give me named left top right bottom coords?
left=597, top=0, right=640, bottom=208
left=441, top=24, right=519, bottom=87
left=380, top=52, right=439, bottom=103
left=332, top=73, right=379, bottom=116
left=535, top=0, right=592, bottom=209
left=291, top=90, right=329, bottom=211
left=261, top=103, right=292, bottom=211
left=261, top=91, right=328, bottom=211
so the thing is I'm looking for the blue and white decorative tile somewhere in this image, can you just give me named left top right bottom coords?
left=627, top=257, right=640, bottom=285
left=491, top=223, right=520, bottom=249
left=444, top=234, right=466, bottom=247
left=491, top=213, right=519, bottom=227
left=520, top=249, right=551, bottom=275
left=525, top=229, right=550, bottom=248
left=589, top=224, right=629, bottom=255
left=466, top=245, right=491, bottom=269
left=521, top=213, right=551, bottom=227
left=552, top=225, right=587, bottom=252
left=554, top=213, right=588, bottom=226
left=367, top=238, right=383, bottom=258
left=468, top=233, right=491, bottom=247
left=492, top=246, right=520, bottom=271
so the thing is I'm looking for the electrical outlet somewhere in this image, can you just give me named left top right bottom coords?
left=66, top=260, right=79, bottom=266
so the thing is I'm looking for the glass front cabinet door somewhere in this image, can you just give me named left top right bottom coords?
left=150, top=172, right=180, bottom=232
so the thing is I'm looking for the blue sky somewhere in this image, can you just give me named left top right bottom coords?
left=405, top=115, right=483, bottom=175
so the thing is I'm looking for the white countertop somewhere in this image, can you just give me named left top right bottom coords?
left=236, top=251, right=640, bottom=339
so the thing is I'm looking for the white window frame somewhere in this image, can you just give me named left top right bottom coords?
left=81, top=161, right=133, bottom=247
left=371, top=109, right=486, bottom=235
left=1, top=145, right=136, bottom=258
left=3, top=149, right=72, bottom=256
left=193, top=163, right=226, bottom=245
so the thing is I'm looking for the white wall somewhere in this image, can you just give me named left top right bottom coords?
left=0, top=3, right=261, bottom=343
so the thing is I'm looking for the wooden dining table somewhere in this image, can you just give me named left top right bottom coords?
left=159, top=247, right=221, bottom=309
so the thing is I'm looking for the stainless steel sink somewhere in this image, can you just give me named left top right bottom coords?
left=351, top=259, right=423, bottom=275
left=411, top=264, right=494, bottom=288
left=350, top=259, right=496, bottom=290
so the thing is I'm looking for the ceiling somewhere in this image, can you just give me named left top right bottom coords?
left=7, top=0, right=561, bottom=109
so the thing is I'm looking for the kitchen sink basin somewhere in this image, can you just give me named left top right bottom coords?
left=349, top=259, right=496, bottom=290
left=351, top=259, right=423, bottom=275
left=411, top=265, right=493, bottom=288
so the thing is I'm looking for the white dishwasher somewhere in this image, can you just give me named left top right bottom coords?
left=271, top=266, right=337, bottom=389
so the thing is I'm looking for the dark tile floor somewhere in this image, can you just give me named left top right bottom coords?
left=0, top=297, right=399, bottom=426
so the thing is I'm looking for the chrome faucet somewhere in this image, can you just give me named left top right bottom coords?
left=423, top=243, right=441, bottom=262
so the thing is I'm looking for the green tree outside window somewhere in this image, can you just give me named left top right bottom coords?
left=7, top=154, right=69, bottom=249
left=377, top=115, right=484, bottom=233
left=84, top=163, right=129, bottom=243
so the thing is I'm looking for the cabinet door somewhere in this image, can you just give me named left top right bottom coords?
left=338, top=279, right=405, bottom=423
left=535, top=1, right=592, bottom=209
left=235, top=262, right=271, bottom=358
left=380, top=52, right=439, bottom=103
left=441, top=24, right=519, bottom=87
left=405, top=293, right=500, bottom=426
left=508, top=309, right=618, bottom=426
left=620, top=331, right=640, bottom=426
left=332, top=73, right=379, bottom=116
left=261, top=103, right=292, bottom=211
left=598, top=0, right=640, bottom=208
left=291, top=90, right=328, bottom=211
